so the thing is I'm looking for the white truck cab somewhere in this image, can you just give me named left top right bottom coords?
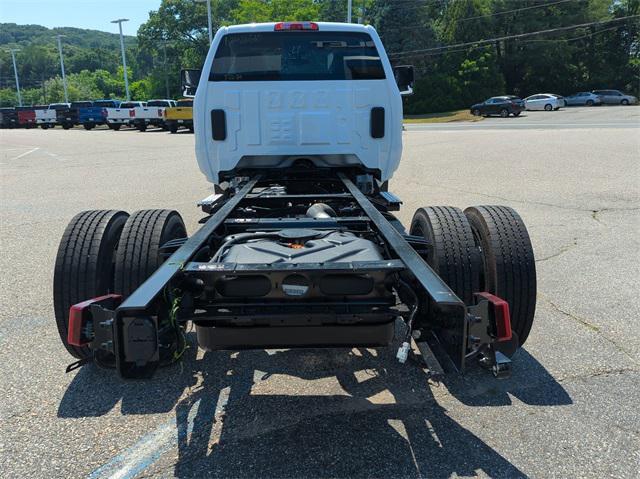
left=190, top=22, right=413, bottom=185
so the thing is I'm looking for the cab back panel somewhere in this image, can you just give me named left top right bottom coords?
left=195, top=24, right=402, bottom=183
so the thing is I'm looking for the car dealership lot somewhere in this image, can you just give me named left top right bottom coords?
left=1, top=108, right=639, bottom=478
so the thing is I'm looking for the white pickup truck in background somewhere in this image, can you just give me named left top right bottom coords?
left=131, top=99, right=176, bottom=131
left=36, top=106, right=58, bottom=129
left=104, top=101, right=145, bottom=130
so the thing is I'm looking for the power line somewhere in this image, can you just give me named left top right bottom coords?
left=400, top=23, right=628, bottom=63
left=384, top=0, right=583, bottom=31
left=456, top=0, right=579, bottom=23
left=388, top=15, right=639, bottom=58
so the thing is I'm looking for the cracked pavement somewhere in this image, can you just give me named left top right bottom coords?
left=1, top=107, right=639, bottom=478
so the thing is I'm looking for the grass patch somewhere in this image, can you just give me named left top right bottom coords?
left=403, top=109, right=482, bottom=124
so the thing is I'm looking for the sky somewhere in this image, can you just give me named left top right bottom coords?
left=0, top=0, right=162, bottom=34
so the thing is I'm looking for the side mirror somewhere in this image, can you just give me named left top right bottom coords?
left=393, top=65, right=414, bottom=96
left=180, top=69, right=202, bottom=97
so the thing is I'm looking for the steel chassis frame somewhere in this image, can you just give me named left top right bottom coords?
left=81, top=170, right=509, bottom=379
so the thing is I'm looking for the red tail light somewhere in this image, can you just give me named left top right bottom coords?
left=158, top=108, right=163, bottom=117
left=129, top=108, right=135, bottom=118
left=475, top=292, right=512, bottom=342
left=274, top=22, right=319, bottom=31
left=68, top=294, right=122, bottom=347
left=101, top=108, right=108, bottom=118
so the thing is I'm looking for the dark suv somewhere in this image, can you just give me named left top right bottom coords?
left=470, top=96, right=525, bottom=117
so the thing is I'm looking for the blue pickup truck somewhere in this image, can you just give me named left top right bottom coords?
left=56, top=101, right=111, bottom=130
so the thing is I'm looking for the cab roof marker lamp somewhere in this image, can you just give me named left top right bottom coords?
left=274, top=22, right=319, bottom=31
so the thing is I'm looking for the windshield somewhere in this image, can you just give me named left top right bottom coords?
left=177, top=99, right=193, bottom=107
left=147, top=100, right=171, bottom=107
left=210, top=31, right=385, bottom=81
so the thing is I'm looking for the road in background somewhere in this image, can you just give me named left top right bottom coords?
left=1, top=108, right=639, bottom=478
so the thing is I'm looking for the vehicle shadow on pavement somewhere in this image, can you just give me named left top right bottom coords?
left=169, top=345, right=570, bottom=478
left=57, top=336, right=570, bottom=478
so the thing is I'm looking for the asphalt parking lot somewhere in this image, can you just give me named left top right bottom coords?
left=1, top=107, right=639, bottom=479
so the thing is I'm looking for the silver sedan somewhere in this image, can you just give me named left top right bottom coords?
left=565, top=92, right=602, bottom=106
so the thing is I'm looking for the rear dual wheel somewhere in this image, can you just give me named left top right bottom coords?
left=114, top=210, right=187, bottom=296
left=464, top=206, right=537, bottom=346
left=410, top=205, right=536, bottom=348
left=410, top=206, right=480, bottom=305
left=53, top=210, right=129, bottom=359
left=53, top=209, right=187, bottom=361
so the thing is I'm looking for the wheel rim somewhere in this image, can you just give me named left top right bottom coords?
left=501, top=109, right=508, bottom=117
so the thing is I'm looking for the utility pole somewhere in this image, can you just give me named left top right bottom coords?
left=6, top=49, right=22, bottom=106
left=347, top=0, right=352, bottom=23
left=163, top=40, right=170, bottom=98
left=56, top=35, right=69, bottom=103
left=195, top=0, right=213, bottom=44
left=111, top=18, right=131, bottom=101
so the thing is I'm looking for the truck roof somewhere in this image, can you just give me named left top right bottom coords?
left=220, top=22, right=374, bottom=35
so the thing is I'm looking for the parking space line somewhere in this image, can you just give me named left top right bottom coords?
left=9, top=147, right=39, bottom=161
left=87, top=400, right=201, bottom=479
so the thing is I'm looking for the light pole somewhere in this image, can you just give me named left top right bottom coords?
left=111, top=18, right=130, bottom=100
left=195, top=0, right=213, bottom=44
left=56, top=35, right=69, bottom=103
left=5, top=49, right=22, bottom=106
left=347, top=0, right=352, bottom=23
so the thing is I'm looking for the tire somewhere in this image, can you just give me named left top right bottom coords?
left=544, top=104, right=553, bottom=111
left=410, top=206, right=480, bottom=305
left=112, top=124, right=121, bottom=131
left=464, top=206, right=537, bottom=346
left=137, top=124, right=147, bottom=132
left=83, top=124, right=93, bottom=130
left=62, top=124, right=70, bottom=130
left=169, top=125, right=178, bottom=134
left=114, top=209, right=187, bottom=297
left=513, top=111, right=521, bottom=117
left=586, top=100, right=594, bottom=106
left=500, top=109, right=509, bottom=118
left=53, top=210, right=129, bottom=359
left=621, top=99, right=629, bottom=105
left=472, top=109, right=481, bottom=117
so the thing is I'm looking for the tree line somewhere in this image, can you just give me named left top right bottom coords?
left=1, top=0, right=638, bottom=113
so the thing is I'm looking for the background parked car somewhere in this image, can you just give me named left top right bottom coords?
left=34, top=105, right=56, bottom=129
left=549, top=94, right=567, bottom=107
left=16, top=106, right=37, bottom=128
left=0, top=107, right=17, bottom=128
left=165, top=99, right=193, bottom=133
left=470, top=96, right=525, bottom=117
left=131, top=99, right=176, bottom=131
left=105, top=101, right=145, bottom=130
left=565, top=92, right=602, bottom=106
left=524, top=93, right=564, bottom=111
left=592, top=89, right=638, bottom=105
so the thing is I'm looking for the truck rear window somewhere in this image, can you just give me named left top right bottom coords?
left=210, top=31, right=385, bottom=81
left=71, top=102, right=93, bottom=108
left=147, top=101, right=172, bottom=107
